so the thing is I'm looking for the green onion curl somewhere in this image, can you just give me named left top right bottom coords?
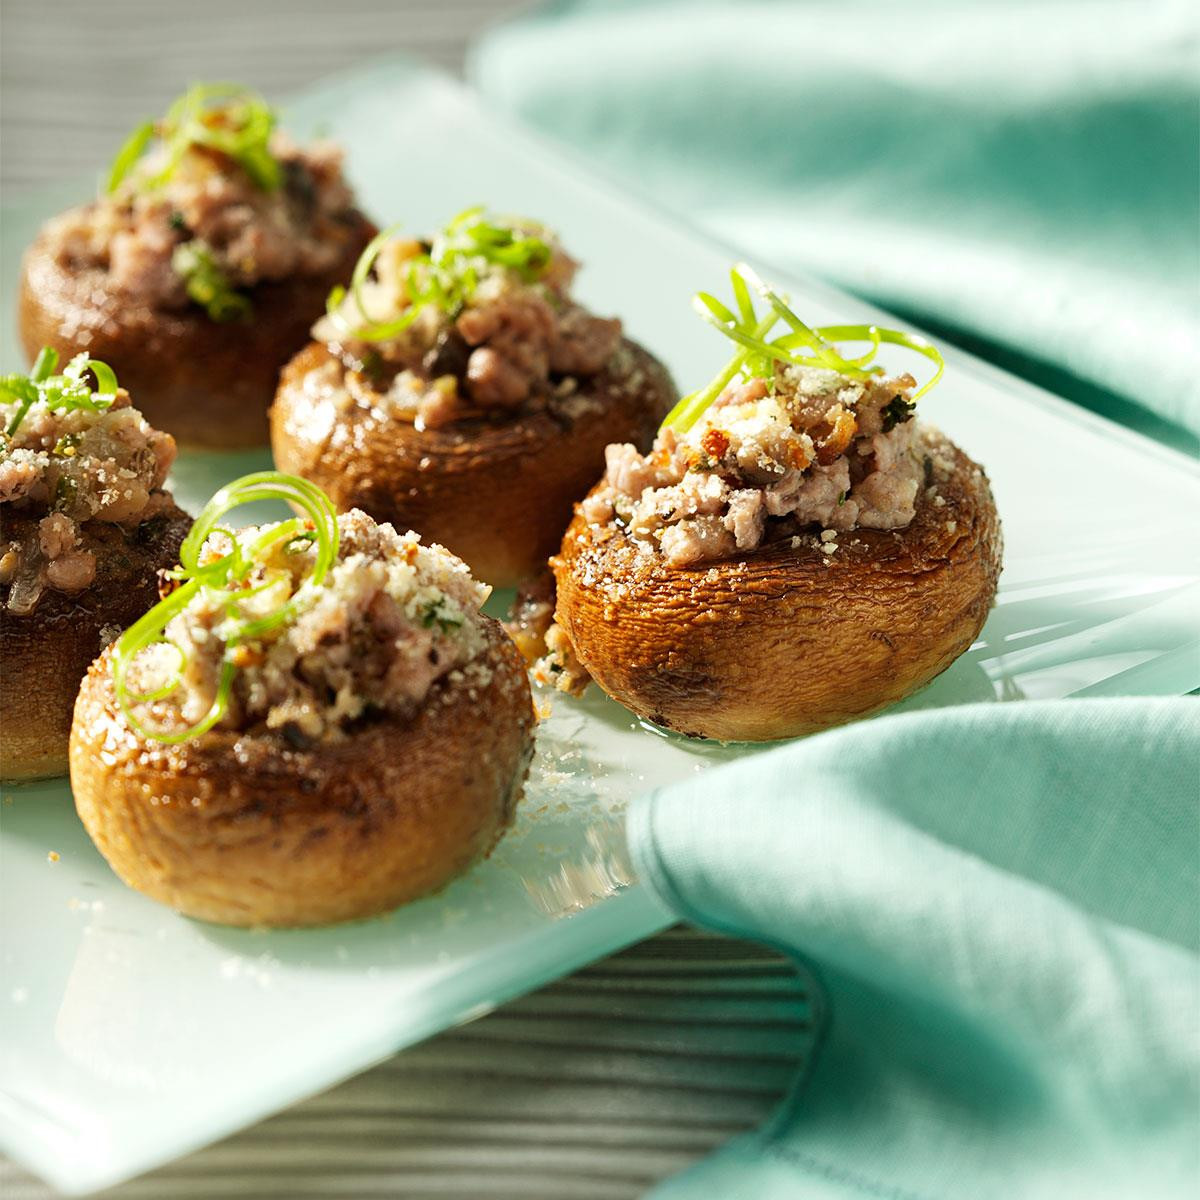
left=661, top=263, right=945, bottom=433
left=106, top=82, right=280, bottom=195
left=1, top=348, right=120, bottom=437
left=323, top=206, right=554, bottom=344
left=106, top=122, right=156, bottom=193
left=323, top=223, right=422, bottom=342
left=111, top=471, right=340, bottom=745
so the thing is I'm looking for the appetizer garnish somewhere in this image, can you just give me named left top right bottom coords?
left=69, top=472, right=535, bottom=927
left=531, top=267, right=1002, bottom=741
left=106, top=83, right=281, bottom=196
left=271, top=208, right=676, bottom=585
left=18, top=84, right=376, bottom=448
left=1, top=349, right=190, bottom=780
left=589, top=267, right=946, bottom=567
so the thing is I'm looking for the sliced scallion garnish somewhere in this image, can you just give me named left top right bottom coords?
left=1, top=348, right=121, bottom=437
left=324, top=207, right=554, bottom=344
left=661, top=264, right=944, bottom=433
left=323, top=223, right=418, bottom=342
left=171, top=242, right=251, bottom=322
left=111, top=472, right=340, bottom=745
left=106, top=82, right=281, bottom=195
left=106, top=122, right=156, bottom=194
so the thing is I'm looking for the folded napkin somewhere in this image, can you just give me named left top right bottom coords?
left=630, top=697, right=1200, bottom=1199
left=471, top=0, right=1200, bottom=448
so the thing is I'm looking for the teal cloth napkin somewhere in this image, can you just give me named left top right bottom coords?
left=630, top=698, right=1200, bottom=1199
left=470, top=0, right=1200, bottom=451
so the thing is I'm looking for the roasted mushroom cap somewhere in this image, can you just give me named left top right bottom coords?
left=270, top=340, right=676, bottom=587
left=18, top=214, right=376, bottom=449
left=552, top=432, right=1002, bottom=742
left=69, top=621, right=535, bottom=927
left=1, top=505, right=192, bottom=781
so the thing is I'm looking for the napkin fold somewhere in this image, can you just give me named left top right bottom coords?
left=470, top=0, right=1200, bottom=448
left=629, top=697, right=1200, bottom=1199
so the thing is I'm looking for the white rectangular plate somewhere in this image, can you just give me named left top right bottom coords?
left=1, top=58, right=1197, bottom=1195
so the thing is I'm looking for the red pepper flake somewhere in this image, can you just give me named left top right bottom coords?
left=230, top=644, right=265, bottom=669
left=814, top=408, right=856, bottom=466
left=701, top=428, right=730, bottom=460
left=790, top=442, right=813, bottom=471
left=156, top=568, right=182, bottom=600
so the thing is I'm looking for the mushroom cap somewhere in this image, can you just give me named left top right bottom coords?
left=18, top=212, right=377, bottom=449
left=69, top=619, right=535, bottom=927
left=1, top=504, right=192, bottom=781
left=552, top=430, right=1002, bottom=742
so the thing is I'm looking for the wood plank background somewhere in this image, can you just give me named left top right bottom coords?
left=0, top=0, right=533, bottom=200
left=0, top=2, right=804, bottom=1196
left=2, top=929, right=809, bottom=1199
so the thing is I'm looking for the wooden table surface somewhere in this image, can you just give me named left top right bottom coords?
left=0, top=2, right=801, bottom=1196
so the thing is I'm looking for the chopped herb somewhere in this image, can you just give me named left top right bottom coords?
left=881, top=395, right=915, bottom=433
left=168, top=210, right=187, bottom=232
left=283, top=531, right=318, bottom=554
left=419, top=597, right=464, bottom=634
left=1, top=348, right=120, bottom=436
left=837, top=490, right=847, bottom=506
left=106, top=121, right=155, bottom=194
left=357, top=348, right=387, bottom=384
left=53, top=432, right=83, bottom=457
left=325, top=207, right=555, bottom=343
left=54, top=475, right=79, bottom=511
left=172, top=242, right=251, bottom=322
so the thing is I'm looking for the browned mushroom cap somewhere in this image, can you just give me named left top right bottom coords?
left=18, top=213, right=376, bottom=449
left=270, top=340, right=676, bottom=587
left=552, top=431, right=1002, bottom=742
left=1, top=504, right=192, bottom=781
left=69, top=620, right=535, bottom=927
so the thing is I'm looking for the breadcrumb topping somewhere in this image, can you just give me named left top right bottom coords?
left=0, top=390, right=177, bottom=611
left=39, top=133, right=360, bottom=312
left=314, top=225, right=623, bottom=428
left=586, top=363, right=927, bottom=567
left=127, top=509, right=493, bottom=744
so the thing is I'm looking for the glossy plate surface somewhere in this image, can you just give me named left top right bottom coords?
left=1, top=58, right=1198, bottom=1196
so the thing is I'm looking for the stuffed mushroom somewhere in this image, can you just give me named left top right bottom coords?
left=19, top=84, right=376, bottom=448
left=526, top=266, right=1002, bottom=742
left=1, top=349, right=191, bottom=780
left=270, top=209, right=676, bottom=586
left=69, top=472, right=535, bottom=927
